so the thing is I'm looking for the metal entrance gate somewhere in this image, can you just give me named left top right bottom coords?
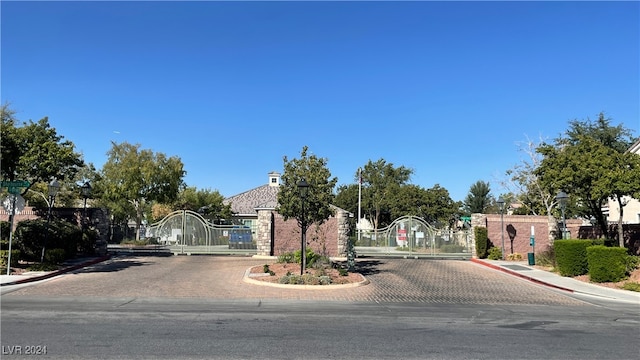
left=355, top=216, right=472, bottom=258
left=146, top=210, right=257, bottom=255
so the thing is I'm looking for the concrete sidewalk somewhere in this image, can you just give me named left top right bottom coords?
left=471, top=258, right=640, bottom=304
left=0, top=255, right=111, bottom=286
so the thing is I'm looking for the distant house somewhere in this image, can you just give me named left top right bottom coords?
left=223, top=172, right=352, bottom=257
left=222, top=171, right=282, bottom=235
left=605, top=138, right=640, bottom=224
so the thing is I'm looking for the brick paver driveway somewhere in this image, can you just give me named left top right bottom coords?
left=5, top=255, right=585, bottom=305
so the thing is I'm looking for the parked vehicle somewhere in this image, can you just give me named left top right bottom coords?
left=228, top=226, right=253, bottom=249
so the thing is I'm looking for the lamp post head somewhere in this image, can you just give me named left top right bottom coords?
left=81, top=181, right=92, bottom=199
left=555, top=191, right=568, bottom=209
left=297, top=178, right=309, bottom=199
left=48, top=179, right=61, bottom=198
left=497, top=197, right=505, bottom=213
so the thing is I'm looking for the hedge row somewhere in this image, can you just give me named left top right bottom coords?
left=555, top=239, right=639, bottom=283
left=555, top=240, right=595, bottom=276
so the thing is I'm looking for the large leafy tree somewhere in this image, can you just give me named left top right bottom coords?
left=173, top=187, right=232, bottom=222
left=420, top=184, right=462, bottom=226
left=1, top=104, right=84, bottom=193
left=502, top=136, right=556, bottom=216
left=463, top=180, right=492, bottom=214
left=99, top=141, right=185, bottom=240
left=536, top=113, right=639, bottom=244
left=277, top=146, right=337, bottom=232
left=360, top=159, right=413, bottom=230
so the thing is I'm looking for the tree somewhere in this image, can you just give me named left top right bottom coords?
left=502, top=136, right=556, bottom=216
left=536, top=113, right=639, bottom=243
left=605, top=151, right=640, bottom=247
left=359, top=159, right=413, bottom=230
left=463, top=181, right=492, bottom=214
left=1, top=104, right=84, bottom=193
left=173, top=187, right=232, bottom=223
left=99, top=141, right=185, bottom=240
left=421, top=185, right=462, bottom=226
left=277, top=146, right=337, bottom=231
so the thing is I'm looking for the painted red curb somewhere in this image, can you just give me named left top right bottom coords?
left=470, top=258, right=574, bottom=293
left=1, top=255, right=112, bottom=286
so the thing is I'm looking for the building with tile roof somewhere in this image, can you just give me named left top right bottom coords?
left=223, top=172, right=352, bottom=257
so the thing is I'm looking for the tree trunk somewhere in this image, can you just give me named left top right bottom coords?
left=616, top=196, right=625, bottom=248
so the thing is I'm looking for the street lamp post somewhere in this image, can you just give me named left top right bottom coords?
left=41, top=179, right=61, bottom=263
left=297, top=178, right=309, bottom=276
left=81, top=182, right=92, bottom=234
left=556, top=191, right=569, bottom=239
left=497, top=197, right=505, bottom=260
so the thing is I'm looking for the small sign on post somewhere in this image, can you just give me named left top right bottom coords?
left=1, top=180, right=30, bottom=275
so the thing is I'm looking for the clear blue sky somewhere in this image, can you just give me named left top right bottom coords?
left=2, top=1, right=638, bottom=202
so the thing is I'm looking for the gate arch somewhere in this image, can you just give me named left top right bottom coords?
left=147, top=210, right=210, bottom=247
left=146, top=210, right=257, bottom=254
left=356, top=215, right=471, bottom=258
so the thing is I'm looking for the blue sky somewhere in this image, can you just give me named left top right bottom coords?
left=2, top=1, right=639, bottom=202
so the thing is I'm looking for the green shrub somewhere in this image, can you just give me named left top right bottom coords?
left=555, top=240, right=593, bottom=276
left=621, top=282, right=640, bottom=292
left=487, top=247, right=502, bottom=260
left=587, top=246, right=630, bottom=283
left=319, top=276, right=332, bottom=285
left=625, top=255, right=640, bottom=274
left=263, top=264, right=271, bottom=273
left=14, top=219, right=81, bottom=261
left=120, top=237, right=157, bottom=246
left=28, top=263, right=59, bottom=271
left=338, top=267, right=348, bottom=276
left=535, top=248, right=556, bottom=267
left=44, top=248, right=67, bottom=265
left=0, top=249, right=20, bottom=269
left=506, top=253, right=523, bottom=261
left=475, top=227, right=489, bottom=259
left=441, top=244, right=464, bottom=253
left=277, top=252, right=295, bottom=264
left=1, top=221, right=10, bottom=241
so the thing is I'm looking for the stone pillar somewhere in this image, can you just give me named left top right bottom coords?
left=335, top=209, right=351, bottom=256
left=255, top=209, right=273, bottom=256
left=469, top=213, right=487, bottom=258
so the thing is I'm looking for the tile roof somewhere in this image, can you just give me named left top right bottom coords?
left=224, top=184, right=280, bottom=216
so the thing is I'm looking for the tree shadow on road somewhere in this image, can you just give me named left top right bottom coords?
left=355, top=259, right=383, bottom=276
left=70, top=254, right=167, bottom=274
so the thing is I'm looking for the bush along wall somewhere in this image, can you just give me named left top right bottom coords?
left=14, top=219, right=82, bottom=262
left=0, top=249, right=20, bottom=269
left=586, top=246, right=629, bottom=283
left=554, top=239, right=595, bottom=276
left=475, top=227, right=489, bottom=259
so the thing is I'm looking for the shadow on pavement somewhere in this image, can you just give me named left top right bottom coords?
left=355, top=259, right=383, bottom=276
left=71, top=256, right=156, bottom=274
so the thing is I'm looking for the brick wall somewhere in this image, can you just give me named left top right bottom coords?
left=273, top=214, right=340, bottom=257
left=476, top=214, right=583, bottom=257
left=0, top=206, right=41, bottom=230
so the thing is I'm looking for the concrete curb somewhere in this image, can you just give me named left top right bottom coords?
left=242, top=267, right=370, bottom=290
left=470, top=258, right=574, bottom=293
left=0, top=255, right=112, bottom=287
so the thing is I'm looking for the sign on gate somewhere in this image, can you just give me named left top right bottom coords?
left=397, top=222, right=407, bottom=247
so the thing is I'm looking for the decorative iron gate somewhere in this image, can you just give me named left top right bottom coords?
left=355, top=216, right=472, bottom=258
left=146, top=210, right=257, bottom=255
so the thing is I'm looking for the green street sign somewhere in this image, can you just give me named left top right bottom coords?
left=1, top=180, right=30, bottom=195
left=1, top=180, right=30, bottom=188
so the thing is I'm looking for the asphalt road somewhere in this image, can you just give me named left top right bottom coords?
left=1, top=255, right=639, bottom=359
